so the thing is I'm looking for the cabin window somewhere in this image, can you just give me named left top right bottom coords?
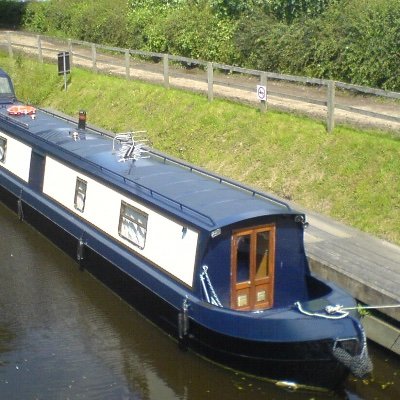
left=0, top=136, right=6, bottom=163
left=118, top=201, right=148, bottom=249
left=29, top=152, right=45, bottom=191
left=0, top=77, right=12, bottom=95
left=74, top=177, right=87, bottom=212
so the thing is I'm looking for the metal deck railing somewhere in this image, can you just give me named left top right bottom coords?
left=1, top=107, right=291, bottom=228
left=39, top=108, right=291, bottom=211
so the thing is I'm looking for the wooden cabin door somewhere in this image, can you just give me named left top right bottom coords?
left=231, top=225, right=275, bottom=311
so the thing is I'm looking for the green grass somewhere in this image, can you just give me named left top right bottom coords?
left=1, top=54, right=400, bottom=244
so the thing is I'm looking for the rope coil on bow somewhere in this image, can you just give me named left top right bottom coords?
left=294, top=301, right=349, bottom=319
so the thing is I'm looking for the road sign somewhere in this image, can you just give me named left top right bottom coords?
left=58, top=52, right=70, bottom=75
left=58, top=51, right=71, bottom=91
left=257, top=85, right=267, bottom=101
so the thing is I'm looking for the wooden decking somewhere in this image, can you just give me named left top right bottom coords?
left=302, top=208, right=400, bottom=353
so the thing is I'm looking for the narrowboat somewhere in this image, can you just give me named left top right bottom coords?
left=0, top=68, right=372, bottom=390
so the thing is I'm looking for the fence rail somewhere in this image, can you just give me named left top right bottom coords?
left=1, top=30, right=399, bottom=133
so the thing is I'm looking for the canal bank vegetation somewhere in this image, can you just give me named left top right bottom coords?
left=1, top=54, right=399, bottom=245
left=0, top=0, right=399, bottom=91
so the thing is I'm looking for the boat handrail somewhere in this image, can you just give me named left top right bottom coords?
left=39, top=108, right=291, bottom=210
left=1, top=110, right=216, bottom=227
left=149, top=148, right=291, bottom=210
left=0, top=111, right=29, bottom=130
left=2, top=107, right=290, bottom=224
left=40, top=109, right=291, bottom=210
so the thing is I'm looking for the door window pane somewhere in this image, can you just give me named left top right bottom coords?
left=236, top=234, right=250, bottom=282
left=256, top=231, right=269, bottom=279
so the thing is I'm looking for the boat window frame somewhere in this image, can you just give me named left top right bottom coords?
left=0, top=136, right=7, bottom=163
left=74, top=177, right=87, bottom=213
left=0, top=77, right=13, bottom=97
left=118, top=201, right=148, bottom=250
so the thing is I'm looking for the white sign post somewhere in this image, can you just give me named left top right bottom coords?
left=58, top=51, right=71, bottom=91
left=257, top=83, right=267, bottom=112
left=257, top=85, right=267, bottom=101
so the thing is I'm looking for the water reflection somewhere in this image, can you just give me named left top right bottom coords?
left=0, top=202, right=399, bottom=400
left=0, top=326, right=15, bottom=366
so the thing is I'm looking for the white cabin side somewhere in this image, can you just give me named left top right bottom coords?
left=42, top=156, right=199, bottom=287
left=0, top=131, right=32, bottom=182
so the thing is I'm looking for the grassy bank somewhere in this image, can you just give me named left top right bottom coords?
left=1, top=54, right=399, bottom=244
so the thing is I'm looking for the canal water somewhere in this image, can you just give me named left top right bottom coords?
left=0, top=202, right=399, bottom=400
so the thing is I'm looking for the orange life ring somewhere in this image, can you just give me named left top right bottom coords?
left=7, top=105, right=36, bottom=116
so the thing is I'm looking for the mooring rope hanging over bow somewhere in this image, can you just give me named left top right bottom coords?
left=295, top=301, right=374, bottom=377
left=332, top=318, right=373, bottom=378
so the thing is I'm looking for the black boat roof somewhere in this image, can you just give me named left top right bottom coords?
left=0, top=99, right=300, bottom=230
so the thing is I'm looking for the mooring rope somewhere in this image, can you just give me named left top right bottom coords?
left=294, top=301, right=349, bottom=319
left=295, top=301, right=374, bottom=377
left=332, top=318, right=373, bottom=378
left=295, top=301, right=400, bottom=319
left=337, top=304, right=400, bottom=312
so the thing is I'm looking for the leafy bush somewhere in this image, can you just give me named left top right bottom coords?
left=20, top=0, right=400, bottom=90
left=126, top=1, right=236, bottom=62
left=126, top=4, right=169, bottom=52
left=336, top=0, right=400, bottom=90
left=265, top=0, right=340, bottom=23
left=234, top=0, right=400, bottom=90
left=24, top=0, right=130, bottom=46
left=162, top=2, right=236, bottom=62
left=22, top=2, right=47, bottom=33
left=209, top=0, right=255, bottom=18
left=0, top=0, right=27, bottom=29
left=69, top=2, right=130, bottom=46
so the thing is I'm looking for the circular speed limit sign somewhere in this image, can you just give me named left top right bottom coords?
left=257, top=85, right=267, bottom=101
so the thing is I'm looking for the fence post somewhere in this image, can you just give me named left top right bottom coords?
left=163, top=54, right=169, bottom=88
left=91, top=43, right=97, bottom=72
left=37, top=35, right=43, bottom=63
left=327, top=80, right=336, bottom=133
left=207, top=62, right=214, bottom=102
left=6, top=32, right=13, bottom=58
left=125, top=50, right=130, bottom=79
left=259, top=72, right=267, bottom=113
left=68, top=39, right=73, bottom=66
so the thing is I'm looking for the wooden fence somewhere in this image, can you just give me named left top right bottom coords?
left=1, top=31, right=399, bottom=133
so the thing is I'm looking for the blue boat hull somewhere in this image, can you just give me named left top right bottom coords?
left=0, top=65, right=372, bottom=390
left=0, top=180, right=352, bottom=390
